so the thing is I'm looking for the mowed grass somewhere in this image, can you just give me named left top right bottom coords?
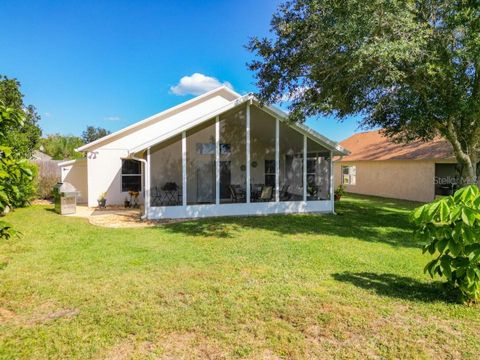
left=0, top=195, right=479, bottom=359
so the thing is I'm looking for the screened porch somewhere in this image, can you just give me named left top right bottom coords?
left=141, top=103, right=333, bottom=218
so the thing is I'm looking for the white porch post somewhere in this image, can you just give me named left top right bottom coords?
left=145, top=147, right=151, bottom=219
left=182, top=131, right=187, bottom=206
left=215, top=116, right=220, bottom=205
left=303, top=135, right=307, bottom=201
left=246, top=103, right=251, bottom=203
left=275, top=118, right=280, bottom=202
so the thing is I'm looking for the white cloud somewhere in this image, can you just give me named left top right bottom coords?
left=44, top=112, right=52, bottom=118
left=170, top=73, right=233, bottom=96
left=104, top=116, right=120, bottom=121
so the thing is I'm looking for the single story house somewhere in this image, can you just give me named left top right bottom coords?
left=60, top=86, right=348, bottom=219
left=334, top=130, right=461, bottom=203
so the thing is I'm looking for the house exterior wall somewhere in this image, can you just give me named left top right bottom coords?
left=334, top=160, right=435, bottom=203
left=60, top=160, right=88, bottom=204
left=86, top=148, right=144, bottom=207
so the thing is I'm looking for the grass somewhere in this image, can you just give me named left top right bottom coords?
left=0, top=194, right=479, bottom=359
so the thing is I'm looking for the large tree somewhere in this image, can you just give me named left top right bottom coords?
left=81, top=126, right=110, bottom=144
left=40, top=134, right=84, bottom=160
left=0, top=76, right=42, bottom=159
left=248, top=0, right=480, bottom=183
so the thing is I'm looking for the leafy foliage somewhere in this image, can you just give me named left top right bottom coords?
left=0, top=75, right=42, bottom=159
left=13, top=161, right=38, bottom=207
left=81, top=126, right=110, bottom=144
left=40, top=134, right=84, bottom=160
left=248, top=0, right=480, bottom=181
left=0, top=101, right=34, bottom=239
left=412, top=185, right=480, bottom=302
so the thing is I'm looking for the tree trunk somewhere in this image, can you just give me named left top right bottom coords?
left=461, top=158, right=477, bottom=185
left=442, top=121, right=478, bottom=186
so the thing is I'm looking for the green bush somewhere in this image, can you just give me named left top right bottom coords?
left=37, top=174, right=57, bottom=199
left=411, top=185, right=480, bottom=302
left=11, top=161, right=38, bottom=207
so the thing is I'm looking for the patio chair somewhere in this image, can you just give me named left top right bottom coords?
left=279, top=184, right=291, bottom=201
left=229, top=185, right=240, bottom=203
left=258, top=186, right=273, bottom=202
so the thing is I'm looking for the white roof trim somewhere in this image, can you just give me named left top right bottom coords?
left=128, top=94, right=349, bottom=156
left=58, top=158, right=87, bottom=167
left=76, top=86, right=241, bottom=152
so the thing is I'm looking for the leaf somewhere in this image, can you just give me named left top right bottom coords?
left=461, top=207, right=476, bottom=226
left=440, top=256, right=452, bottom=280
left=438, top=200, right=450, bottom=222
left=437, top=238, right=449, bottom=253
left=448, top=240, right=462, bottom=257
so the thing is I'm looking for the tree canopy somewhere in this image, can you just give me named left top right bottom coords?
left=248, top=0, right=480, bottom=182
left=40, top=134, right=84, bottom=160
left=0, top=76, right=42, bottom=159
left=81, top=126, right=110, bottom=144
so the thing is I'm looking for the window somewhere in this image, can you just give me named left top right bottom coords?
left=264, top=159, right=275, bottom=187
left=342, top=165, right=356, bottom=185
left=122, top=159, right=142, bottom=192
left=196, top=143, right=231, bottom=155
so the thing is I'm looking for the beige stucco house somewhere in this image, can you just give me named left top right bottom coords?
left=334, top=131, right=460, bottom=203
left=60, top=86, right=348, bottom=219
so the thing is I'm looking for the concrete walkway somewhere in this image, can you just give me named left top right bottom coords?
left=66, top=206, right=158, bottom=228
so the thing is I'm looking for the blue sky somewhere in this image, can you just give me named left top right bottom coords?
left=0, top=0, right=361, bottom=142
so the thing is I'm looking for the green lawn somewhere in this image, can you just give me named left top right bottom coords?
left=0, top=195, right=479, bottom=359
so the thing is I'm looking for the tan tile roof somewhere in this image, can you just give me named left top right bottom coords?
left=338, top=130, right=455, bottom=161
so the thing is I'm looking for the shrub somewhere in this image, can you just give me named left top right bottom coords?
left=37, top=174, right=58, bottom=199
left=411, top=185, right=480, bottom=302
left=11, top=161, right=38, bottom=207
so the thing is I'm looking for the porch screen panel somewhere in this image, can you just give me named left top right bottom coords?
left=219, top=108, right=246, bottom=204
left=150, top=135, right=183, bottom=206
left=279, top=122, right=304, bottom=201
left=186, top=119, right=216, bottom=205
left=306, top=137, right=331, bottom=200
left=250, top=106, right=276, bottom=202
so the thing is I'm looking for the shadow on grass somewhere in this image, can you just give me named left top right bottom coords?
left=332, top=272, right=457, bottom=303
left=156, top=195, right=420, bottom=248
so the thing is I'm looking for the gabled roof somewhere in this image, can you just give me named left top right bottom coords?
left=338, top=130, right=454, bottom=161
left=77, top=86, right=241, bottom=152
left=77, top=86, right=348, bottom=156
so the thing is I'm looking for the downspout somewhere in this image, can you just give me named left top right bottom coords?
left=129, top=151, right=149, bottom=220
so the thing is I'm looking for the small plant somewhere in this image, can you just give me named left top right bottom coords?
left=128, top=190, right=140, bottom=208
left=97, top=192, right=107, bottom=208
left=411, top=185, right=480, bottom=302
left=334, top=184, right=345, bottom=201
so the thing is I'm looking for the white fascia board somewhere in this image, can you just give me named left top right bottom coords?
left=57, top=158, right=87, bottom=167
left=76, top=86, right=241, bottom=152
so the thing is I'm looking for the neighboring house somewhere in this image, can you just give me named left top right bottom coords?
left=334, top=130, right=460, bottom=203
left=60, top=86, right=347, bottom=219
left=31, top=149, right=52, bottom=161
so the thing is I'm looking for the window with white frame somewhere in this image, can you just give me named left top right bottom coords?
left=121, top=159, right=142, bottom=192
left=342, top=165, right=356, bottom=185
